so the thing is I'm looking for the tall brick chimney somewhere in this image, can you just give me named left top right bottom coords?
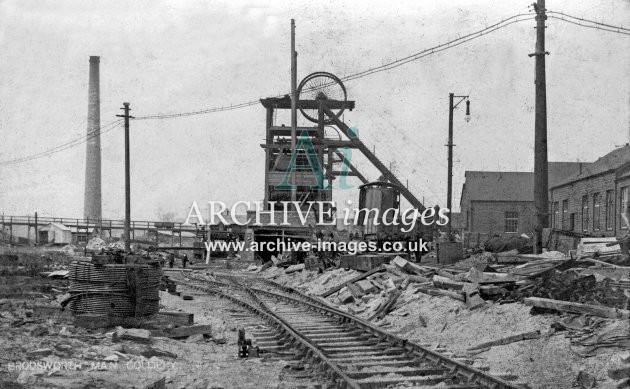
left=84, top=56, right=102, bottom=221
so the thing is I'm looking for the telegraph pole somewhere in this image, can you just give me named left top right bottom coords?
left=290, top=19, right=298, bottom=205
left=446, top=93, right=470, bottom=240
left=447, top=93, right=454, bottom=240
left=34, top=211, right=38, bottom=245
left=530, top=0, right=548, bottom=253
left=117, top=103, right=134, bottom=252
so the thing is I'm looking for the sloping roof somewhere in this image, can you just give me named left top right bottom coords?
left=548, top=162, right=587, bottom=187
left=462, top=171, right=534, bottom=202
left=40, top=222, right=72, bottom=231
left=551, top=145, right=630, bottom=189
left=462, top=162, right=584, bottom=202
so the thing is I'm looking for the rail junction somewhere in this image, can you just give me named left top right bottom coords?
left=174, top=274, right=519, bottom=389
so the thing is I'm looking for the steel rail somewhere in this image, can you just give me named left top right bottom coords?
left=180, top=275, right=519, bottom=389
left=177, top=279, right=362, bottom=388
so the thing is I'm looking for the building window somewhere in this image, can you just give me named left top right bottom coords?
left=621, top=187, right=629, bottom=229
left=505, top=211, right=518, bottom=233
left=582, top=195, right=589, bottom=232
left=569, top=213, right=575, bottom=231
left=593, top=193, right=601, bottom=231
left=562, top=200, right=568, bottom=230
left=605, top=190, right=614, bottom=230
left=552, top=202, right=559, bottom=228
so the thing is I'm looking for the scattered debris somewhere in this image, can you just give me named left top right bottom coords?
left=151, top=324, right=212, bottom=339
left=320, top=265, right=385, bottom=297
left=113, top=327, right=152, bottom=343
left=468, top=330, right=541, bottom=351
left=575, top=370, right=597, bottom=388
left=285, top=263, right=305, bottom=274
left=524, top=297, right=630, bottom=320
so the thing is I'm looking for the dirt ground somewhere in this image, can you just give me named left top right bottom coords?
left=1, top=243, right=627, bottom=389
left=0, top=281, right=323, bottom=389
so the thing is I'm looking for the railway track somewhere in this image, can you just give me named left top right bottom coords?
left=174, top=274, right=520, bottom=389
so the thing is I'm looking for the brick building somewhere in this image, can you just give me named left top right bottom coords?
left=549, top=145, right=630, bottom=237
left=460, top=162, right=583, bottom=236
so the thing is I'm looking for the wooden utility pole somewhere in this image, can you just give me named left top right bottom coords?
left=117, top=103, right=134, bottom=252
left=531, top=0, right=548, bottom=253
left=447, top=93, right=455, bottom=240
left=446, top=93, right=470, bottom=240
left=290, top=19, right=298, bottom=204
left=34, top=211, right=38, bottom=245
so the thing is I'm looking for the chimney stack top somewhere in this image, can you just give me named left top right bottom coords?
left=89, top=56, right=100, bottom=63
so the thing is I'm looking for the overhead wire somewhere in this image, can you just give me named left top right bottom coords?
left=546, top=10, right=630, bottom=34
left=5, top=9, right=627, bottom=165
left=133, top=13, right=535, bottom=120
left=548, top=15, right=630, bottom=36
left=0, top=119, right=123, bottom=166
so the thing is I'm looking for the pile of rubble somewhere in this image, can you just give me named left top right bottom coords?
left=85, top=237, right=125, bottom=252
left=260, top=244, right=630, bottom=387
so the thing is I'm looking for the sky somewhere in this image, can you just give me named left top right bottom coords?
left=0, top=0, right=628, bottom=222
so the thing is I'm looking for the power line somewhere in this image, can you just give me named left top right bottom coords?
left=132, top=100, right=261, bottom=120
left=0, top=119, right=123, bottom=166
left=341, top=14, right=534, bottom=82
left=133, top=13, right=535, bottom=120
left=547, top=10, right=630, bottom=33
left=548, top=14, right=630, bottom=36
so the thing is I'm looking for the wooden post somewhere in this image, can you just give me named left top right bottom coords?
left=447, top=93, right=454, bottom=240
left=264, top=107, right=273, bottom=207
left=317, top=100, right=325, bottom=202
left=532, top=0, right=548, bottom=253
left=524, top=297, right=630, bottom=319
left=290, top=19, right=297, bottom=204
left=116, top=102, right=133, bottom=252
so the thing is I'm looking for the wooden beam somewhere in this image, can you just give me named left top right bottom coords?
left=322, top=105, right=425, bottom=211
left=432, top=275, right=465, bottom=290
left=260, top=97, right=355, bottom=110
left=320, top=265, right=386, bottom=298
left=151, top=324, right=212, bottom=338
left=415, top=287, right=465, bottom=302
left=524, top=297, right=630, bottom=319
left=468, top=330, right=541, bottom=351
left=269, top=126, right=319, bottom=136
left=333, top=150, right=369, bottom=184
